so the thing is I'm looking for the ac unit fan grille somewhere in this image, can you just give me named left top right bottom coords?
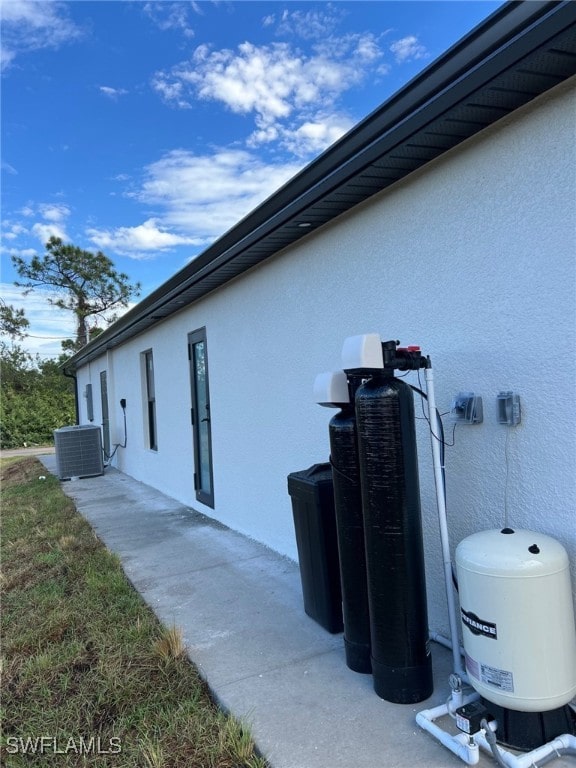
left=54, top=425, right=104, bottom=480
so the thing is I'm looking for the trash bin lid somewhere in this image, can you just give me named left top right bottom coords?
left=287, top=463, right=332, bottom=495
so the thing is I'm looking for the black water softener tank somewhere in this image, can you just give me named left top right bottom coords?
left=329, top=372, right=372, bottom=673
left=355, top=364, right=433, bottom=703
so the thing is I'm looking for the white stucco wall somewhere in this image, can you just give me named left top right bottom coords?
left=75, top=78, right=576, bottom=634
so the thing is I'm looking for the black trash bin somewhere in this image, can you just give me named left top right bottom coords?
left=287, top=463, right=343, bottom=634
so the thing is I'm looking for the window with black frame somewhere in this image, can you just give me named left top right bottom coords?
left=144, top=350, right=157, bottom=451
left=188, top=328, right=214, bottom=507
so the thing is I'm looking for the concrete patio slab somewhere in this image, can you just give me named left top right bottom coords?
left=37, top=456, right=574, bottom=768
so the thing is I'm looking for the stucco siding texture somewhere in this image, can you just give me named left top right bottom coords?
left=75, top=79, right=576, bottom=635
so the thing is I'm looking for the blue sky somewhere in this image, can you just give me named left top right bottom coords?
left=1, top=0, right=503, bottom=357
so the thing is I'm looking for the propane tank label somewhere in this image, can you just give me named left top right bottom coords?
left=461, top=609, right=497, bottom=639
left=480, top=663, right=514, bottom=693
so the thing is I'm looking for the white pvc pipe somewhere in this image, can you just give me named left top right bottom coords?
left=429, top=630, right=465, bottom=658
left=416, top=693, right=481, bottom=765
left=417, top=693, right=576, bottom=768
left=474, top=730, right=576, bottom=768
left=416, top=712, right=479, bottom=765
left=424, top=366, right=467, bottom=681
left=418, top=701, right=576, bottom=768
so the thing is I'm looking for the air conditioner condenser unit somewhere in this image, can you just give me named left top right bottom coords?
left=54, top=424, right=104, bottom=480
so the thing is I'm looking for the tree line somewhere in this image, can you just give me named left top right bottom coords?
left=1, top=238, right=140, bottom=449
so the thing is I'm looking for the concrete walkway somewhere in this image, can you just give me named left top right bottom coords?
left=35, top=456, right=572, bottom=768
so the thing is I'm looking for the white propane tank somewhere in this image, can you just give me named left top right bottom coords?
left=455, top=528, right=576, bottom=712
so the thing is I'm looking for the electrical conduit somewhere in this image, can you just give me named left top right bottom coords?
left=424, top=364, right=467, bottom=682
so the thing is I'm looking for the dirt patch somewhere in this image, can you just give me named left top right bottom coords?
left=0, top=456, right=44, bottom=488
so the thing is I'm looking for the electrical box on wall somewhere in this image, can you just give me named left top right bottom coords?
left=497, top=391, right=521, bottom=425
left=450, top=392, right=483, bottom=424
left=85, top=384, right=94, bottom=422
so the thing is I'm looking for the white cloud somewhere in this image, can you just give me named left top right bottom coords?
left=0, top=283, right=135, bottom=359
left=354, top=34, right=382, bottom=63
left=376, top=62, right=392, bottom=78
left=32, top=222, right=68, bottom=244
left=0, top=283, right=76, bottom=358
left=129, top=148, right=303, bottom=238
left=163, top=41, right=359, bottom=117
left=390, top=35, right=428, bottom=64
left=86, top=147, right=303, bottom=259
left=99, top=86, right=128, bottom=100
left=4, top=246, right=37, bottom=258
left=265, top=6, right=345, bottom=41
left=245, top=111, right=354, bottom=156
left=38, top=203, right=70, bottom=222
left=1, top=221, right=29, bottom=241
left=150, top=76, right=191, bottom=109
left=143, top=2, right=199, bottom=38
left=279, top=116, right=354, bottom=156
left=1, top=48, right=15, bottom=70
left=152, top=37, right=382, bottom=155
left=0, top=0, right=83, bottom=72
left=2, top=202, right=70, bottom=245
left=1, top=160, right=17, bottom=175
left=86, top=218, right=206, bottom=258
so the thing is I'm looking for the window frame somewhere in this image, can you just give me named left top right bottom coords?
left=143, top=349, right=158, bottom=451
left=188, top=328, right=214, bottom=508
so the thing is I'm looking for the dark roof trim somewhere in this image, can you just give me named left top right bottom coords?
left=65, top=1, right=576, bottom=370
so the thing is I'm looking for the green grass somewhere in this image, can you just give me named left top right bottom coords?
left=1, top=457, right=267, bottom=768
